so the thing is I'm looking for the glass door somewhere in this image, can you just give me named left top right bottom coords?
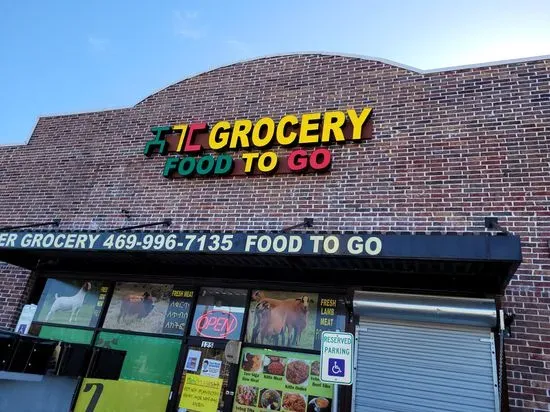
left=175, top=338, right=241, bottom=412
left=72, top=281, right=194, bottom=412
left=174, top=287, right=249, bottom=412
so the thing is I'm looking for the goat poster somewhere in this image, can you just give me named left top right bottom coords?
left=103, top=282, right=174, bottom=334
left=245, top=290, right=346, bottom=350
left=34, top=279, right=107, bottom=327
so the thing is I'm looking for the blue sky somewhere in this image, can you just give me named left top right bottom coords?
left=1, top=0, right=549, bottom=145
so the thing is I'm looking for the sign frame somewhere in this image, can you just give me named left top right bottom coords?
left=0, top=230, right=521, bottom=264
left=320, top=331, right=354, bottom=386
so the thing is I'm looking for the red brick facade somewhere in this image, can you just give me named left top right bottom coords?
left=0, top=264, right=33, bottom=328
left=0, top=54, right=549, bottom=410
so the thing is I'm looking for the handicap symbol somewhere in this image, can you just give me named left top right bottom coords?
left=328, top=358, right=345, bottom=377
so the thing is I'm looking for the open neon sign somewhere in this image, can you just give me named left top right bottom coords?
left=194, top=309, right=239, bottom=339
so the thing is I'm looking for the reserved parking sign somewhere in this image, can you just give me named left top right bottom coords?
left=320, top=331, right=354, bottom=385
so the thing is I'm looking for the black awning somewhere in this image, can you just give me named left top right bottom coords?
left=0, top=230, right=521, bottom=296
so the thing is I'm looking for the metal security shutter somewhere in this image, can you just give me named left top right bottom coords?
left=353, top=319, right=499, bottom=412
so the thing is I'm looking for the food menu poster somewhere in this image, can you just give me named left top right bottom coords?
left=233, top=347, right=333, bottom=412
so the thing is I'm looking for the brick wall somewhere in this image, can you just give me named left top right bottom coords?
left=0, top=54, right=548, bottom=410
left=0, top=263, right=34, bottom=329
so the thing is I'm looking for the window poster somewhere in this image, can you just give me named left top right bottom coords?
left=185, top=349, right=202, bottom=372
left=233, top=347, right=333, bottom=412
left=74, top=332, right=181, bottom=412
left=200, top=359, right=222, bottom=378
left=177, top=346, right=230, bottom=412
left=103, top=282, right=194, bottom=334
left=75, top=332, right=181, bottom=412
left=245, top=290, right=346, bottom=350
left=190, top=287, right=247, bottom=340
left=179, top=374, right=224, bottom=412
left=34, top=279, right=110, bottom=327
left=162, top=288, right=195, bottom=335
left=36, top=324, right=94, bottom=344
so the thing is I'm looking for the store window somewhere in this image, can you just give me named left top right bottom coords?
left=5, top=277, right=202, bottom=412
left=190, top=287, right=248, bottom=340
left=71, top=281, right=193, bottom=412
left=73, top=331, right=182, bottom=411
left=33, top=278, right=109, bottom=327
left=173, top=287, right=248, bottom=412
left=103, top=282, right=194, bottom=335
left=0, top=278, right=109, bottom=412
left=245, top=290, right=346, bottom=350
left=177, top=343, right=234, bottom=412
left=12, top=280, right=347, bottom=412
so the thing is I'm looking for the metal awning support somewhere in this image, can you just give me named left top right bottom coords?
left=353, top=290, right=497, bottom=327
left=113, top=219, right=172, bottom=232
left=0, top=220, right=60, bottom=231
left=282, top=218, right=314, bottom=232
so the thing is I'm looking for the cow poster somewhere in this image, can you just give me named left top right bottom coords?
left=103, top=282, right=173, bottom=333
left=245, top=290, right=346, bottom=350
left=34, top=279, right=107, bottom=327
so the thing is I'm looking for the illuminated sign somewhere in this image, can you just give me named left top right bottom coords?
left=143, top=108, right=373, bottom=178
left=194, top=310, right=239, bottom=339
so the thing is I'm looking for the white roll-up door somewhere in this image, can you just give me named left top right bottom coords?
left=353, top=292, right=500, bottom=412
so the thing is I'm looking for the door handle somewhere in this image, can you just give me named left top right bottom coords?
left=225, top=390, right=235, bottom=396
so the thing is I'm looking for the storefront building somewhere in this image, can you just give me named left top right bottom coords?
left=0, top=53, right=548, bottom=412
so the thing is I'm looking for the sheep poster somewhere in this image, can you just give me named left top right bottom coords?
left=103, top=282, right=173, bottom=334
left=34, top=279, right=107, bottom=327
left=246, top=291, right=347, bottom=350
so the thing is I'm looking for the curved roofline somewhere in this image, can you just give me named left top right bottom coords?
left=135, top=51, right=550, bottom=105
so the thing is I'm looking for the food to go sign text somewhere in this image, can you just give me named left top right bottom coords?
left=143, top=108, right=373, bottom=178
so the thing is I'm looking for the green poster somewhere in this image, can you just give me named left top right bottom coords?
left=95, top=332, right=181, bottom=385
left=38, top=325, right=94, bottom=344
left=233, top=347, right=333, bottom=412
